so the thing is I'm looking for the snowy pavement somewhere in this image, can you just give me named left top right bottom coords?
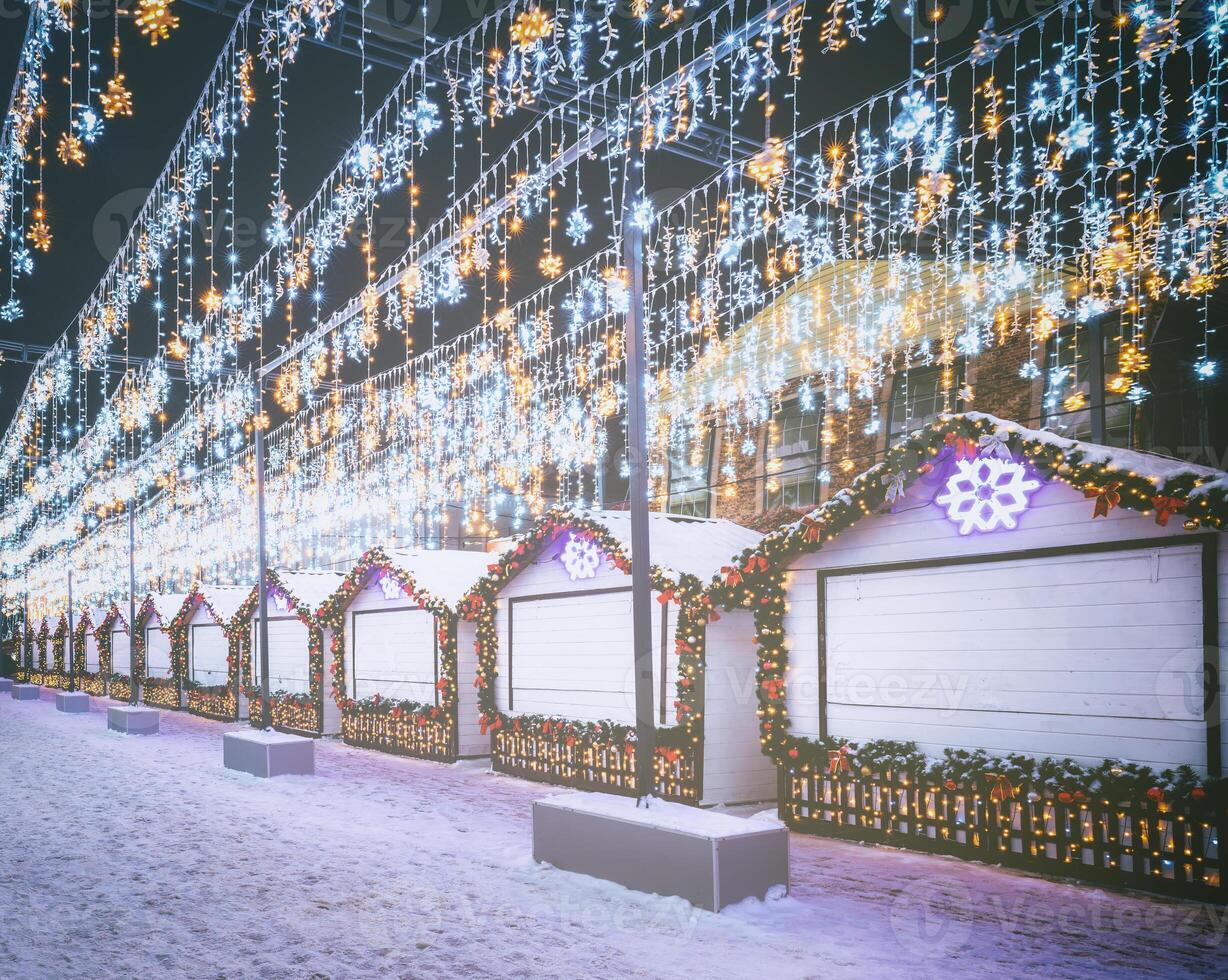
left=2, top=692, right=1226, bottom=979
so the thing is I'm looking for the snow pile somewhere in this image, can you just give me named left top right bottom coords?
left=2, top=699, right=1225, bottom=978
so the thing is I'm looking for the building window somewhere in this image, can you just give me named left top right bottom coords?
left=1043, top=321, right=1131, bottom=445
left=886, top=361, right=962, bottom=446
left=666, top=427, right=713, bottom=517
left=764, top=397, right=824, bottom=510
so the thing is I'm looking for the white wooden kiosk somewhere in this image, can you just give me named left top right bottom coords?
left=79, top=605, right=109, bottom=696
left=242, top=569, right=344, bottom=736
left=463, top=510, right=770, bottom=805
left=138, top=593, right=189, bottom=710
left=323, top=545, right=496, bottom=762
left=32, top=614, right=52, bottom=682
left=98, top=603, right=162, bottom=734
left=183, top=585, right=251, bottom=722
left=223, top=570, right=340, bottom=778
left=102, top=604, right=135, bottom=703
left=768, top=432, right=1225, bottom=774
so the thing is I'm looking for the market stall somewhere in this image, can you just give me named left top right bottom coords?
left=237, top=569, right=343, bottom=736
left=179, top=585, right=253, bottom=722
left=137, top=593, right=190, bottom=709
left=714, top=413, right=1228, bottom=890
left=319, top=545, right=496, bottom=762
left=459, top=510, right=767, bottom=804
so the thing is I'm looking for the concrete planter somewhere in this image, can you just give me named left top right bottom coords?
left=107, top=706, right=160, bottom=735
left=223, top=730, right=315, bottom=778
left=55, top=691, right=91, bottom=713
left=533, top=792, right=788, bottom=911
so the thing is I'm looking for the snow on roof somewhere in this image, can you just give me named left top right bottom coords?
left=770, top=411, right=1228, bottom=549
left=904, top=413, right=1228, bottom=498
left=960, top=412, right=1227, bottom=494
left=274, top=569, right=346, bottom=613
left=564, top=509, right=763, bottom=583
left=198, top=584, right=254, bottom=624
left=147, top=593, right=189, bottom=622
left=383, top=547, right=504, bottom=609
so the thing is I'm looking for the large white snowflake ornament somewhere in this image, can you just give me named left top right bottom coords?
left=560, top=532, right=602, bottom=580
left=935, top=457, right=1041, bottom=535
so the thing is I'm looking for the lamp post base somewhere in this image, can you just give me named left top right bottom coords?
left=107, top=705, right=160, bottom=735
left=532, top=792, right=789, bottom=912
left=222, top=730, right=315, bottom=778
left=55, top=691, right=91, bottom=713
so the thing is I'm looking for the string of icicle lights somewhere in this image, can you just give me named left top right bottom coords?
left=6, top=0, right=1228, bottom=614
left=0, top=0, right=714, bottom=553
left=1, top=0, right=188, bottom=317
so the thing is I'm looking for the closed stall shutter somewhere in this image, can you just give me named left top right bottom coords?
left=191, top=624, right=230, bottom=686
left=146, top=627, right=173, bottom=678
left=84, top=633, right=100, bottom=672
left=809, top=545, right=1205, bottom=770
left=350, top=607, right=436, bottom=702
left=252, top=618, right=311, bottom=692
left=111, top=630, right=131, bottom=675
left=508, top=589, right=673, bottom=724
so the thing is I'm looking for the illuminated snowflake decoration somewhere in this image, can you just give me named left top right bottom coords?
left=560, top=532, right=602, bottom=581
left=377, top=574, right=404, bottom=601
left=935, top=457, right=1041, bottom=535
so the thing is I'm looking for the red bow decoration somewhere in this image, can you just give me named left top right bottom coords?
left=827, top=744, right=851, bottom=775
left=801, top=515, right=823, bottom=543
left=944, top=433, right=978, bottom=460
left=986, top=773, right=1015, bottom=802
left=1151, top=495, right=1186, bottom=526
left=721, top=565, right=743, bottom=587
left=659, top=747, right=680, bottom=764
left=657, top=588, right=676, bottom=605
left=744, top=555, right=769, bottom=574
left=436, top=678, right=450, bottom=692
left=761, top=677, right=784, bottom=700
left=1085, top=482, right=1122, bottom=518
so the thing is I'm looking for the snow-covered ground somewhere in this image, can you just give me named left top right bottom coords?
left=2, top=692, right=1225, bottom=979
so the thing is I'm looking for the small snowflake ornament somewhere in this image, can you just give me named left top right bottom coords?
left=936, top=457, right=1040, bottom=534
left=560, top=532, right=602, bottom=580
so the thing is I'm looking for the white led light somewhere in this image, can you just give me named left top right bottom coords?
left=935, top=457, right=1040, bottom=535
left=560, top=532, right=602, bottom=581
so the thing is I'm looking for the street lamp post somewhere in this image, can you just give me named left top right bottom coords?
left=623, top=166, right=656, bottom=805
